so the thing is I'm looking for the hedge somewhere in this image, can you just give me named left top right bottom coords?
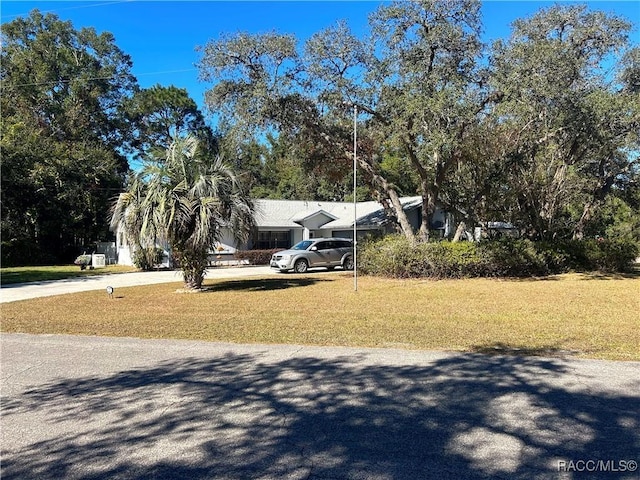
left=235, top=248, right=284, bottom=265
left=358, top=235, right=638, bottom=279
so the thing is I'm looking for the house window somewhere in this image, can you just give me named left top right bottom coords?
left=119, top=232, right=127, bottom=247
left=256, top=231, right=290, bottom=249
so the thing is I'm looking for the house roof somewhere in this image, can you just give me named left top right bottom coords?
left=292, top=209, right=338, bottom=224
left=253, top=197, right=422, bottom=230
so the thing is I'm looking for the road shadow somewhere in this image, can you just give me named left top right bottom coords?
left=2, top=351, right=638, bottom=479
left=205, top=277, right=333, bottom=292
left=0, top=270, right=73, bottom=286
left=0, top=273, right=105, bottom=288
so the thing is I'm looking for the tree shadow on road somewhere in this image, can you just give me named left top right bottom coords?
left=3, top=350, right=638, bottom=479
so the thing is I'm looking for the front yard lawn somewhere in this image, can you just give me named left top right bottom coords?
left=2, top=272, right=638, bottom=360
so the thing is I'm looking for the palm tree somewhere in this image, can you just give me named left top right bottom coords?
left=111, top=134, right=255, bottom=290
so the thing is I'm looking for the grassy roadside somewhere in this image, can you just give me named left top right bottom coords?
left=2, top=272, right=638, bottom=361
left=0, top=265, right=139, bottom=285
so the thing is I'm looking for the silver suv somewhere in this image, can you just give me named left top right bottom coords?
left=270, top=238, right=354, bottom=273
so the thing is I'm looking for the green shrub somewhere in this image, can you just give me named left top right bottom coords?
left=580, top=238, right=639, bottom=272
left=476, top=239, right=549, bottom=277
left=235, top=249, right=284, bottom=265
left=132, top=247, right=165, bottom=271
left=359, top=235, right=638, bottom=279
left=423, top=241, right=481, bottom=278
left=535, top=239, right=639, bottom=273
left=359, top=236, right=483, bottom=279
left=359, top=236, right=415, bottom=278
left=534, top=242, right=572, bottom=274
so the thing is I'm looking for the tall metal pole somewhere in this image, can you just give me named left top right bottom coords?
left=353, top=104, right=358, bottom=292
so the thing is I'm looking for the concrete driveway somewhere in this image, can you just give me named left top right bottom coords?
left=0, top=266, right=275, bottom=303
left=1, top=334, right=639, bottom=480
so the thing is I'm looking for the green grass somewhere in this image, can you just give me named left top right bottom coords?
left=0, top=265, right=139, bottom=285
left=2, top=272, right=638, bottom=361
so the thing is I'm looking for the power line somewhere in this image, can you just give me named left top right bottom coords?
left=0, top=1, right=136, bottom=21
left=2, top=1, right=200, bottom=90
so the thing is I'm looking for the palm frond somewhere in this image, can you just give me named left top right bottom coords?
left=111, top=133, right=255, bottom=288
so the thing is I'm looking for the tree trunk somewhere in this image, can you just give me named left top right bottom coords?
left=401, top=134, right=430, bottom=242
left=452, top=221, right=466, bottom=242
left=175, top=246, right=208, bottom=290
left=183, top=271, right=205, bottom=290
left=573, top=200, right=595, bottom=240
left=418, top=184, right=431, bottom=243
left=388, top=189, right=416, bottom=242
left=357, top=157, right=415, bottom=241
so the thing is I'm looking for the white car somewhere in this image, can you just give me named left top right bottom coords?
left=270, top=238, right=354, bottom=273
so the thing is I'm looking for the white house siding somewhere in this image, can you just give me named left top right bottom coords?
left=291, top=229, right=305, bottom=245
left=115, top=231, right=133, bottom=266
left=114, top=230, right=172, bottom=268
left=216, top=229, right=240, bottom=253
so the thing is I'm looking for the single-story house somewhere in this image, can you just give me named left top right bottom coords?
left=245, top=197, right=453, bottom=248
left=112, top=196, right=453, bottom=266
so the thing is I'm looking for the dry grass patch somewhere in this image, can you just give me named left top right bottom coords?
left=2, top=272, right=638, bottom=360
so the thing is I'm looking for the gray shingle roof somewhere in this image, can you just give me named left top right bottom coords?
left=254, top=197, right=422, bottom=229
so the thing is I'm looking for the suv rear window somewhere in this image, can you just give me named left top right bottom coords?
left=316, top=241, right=333, bottom=250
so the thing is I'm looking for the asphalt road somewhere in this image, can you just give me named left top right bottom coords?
left=1, top=268, right=639, bottom=479
left=2, top=334, right=639, bottom=480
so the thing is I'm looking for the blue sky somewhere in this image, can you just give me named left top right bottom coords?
left=2, top=0, right=638, bottom=113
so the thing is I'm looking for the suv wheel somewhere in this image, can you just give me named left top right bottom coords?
left=343, top=256, right=354, bottom=270
left=294, top=259, right=309, bottom=273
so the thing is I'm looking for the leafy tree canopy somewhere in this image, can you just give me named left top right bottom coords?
left=197, top=1, right=639, bottom=242
left=1, top=9, right=138, bottom=265
left=486, top=4, right=638, bottom=240
left=123, top=84, right=211, bottom=157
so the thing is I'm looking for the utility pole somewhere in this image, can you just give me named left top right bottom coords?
left=353, top=104, right=358, bottom=292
